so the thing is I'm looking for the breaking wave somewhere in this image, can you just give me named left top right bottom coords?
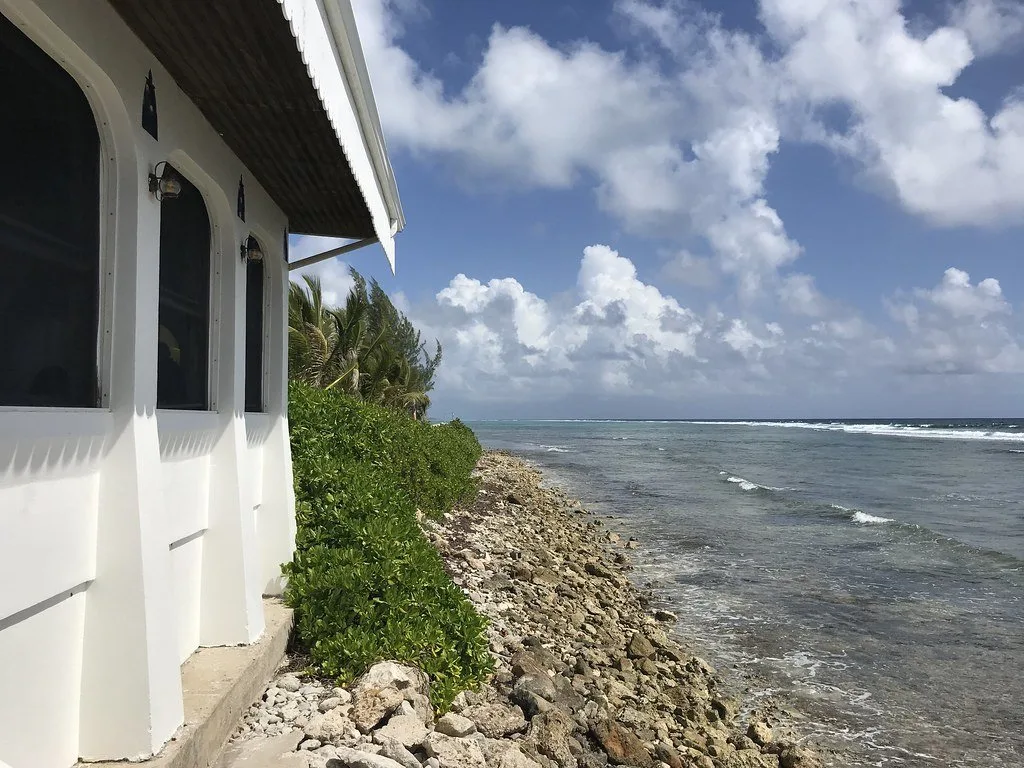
left=830, top=503, right=894, bottom=525
left=851, top=511, right=895, bottom=525
left=686, top=421, right=1024, bottom=443
left=724, top=474, right=786, bottom=492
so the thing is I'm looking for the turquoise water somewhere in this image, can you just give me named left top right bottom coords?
left=470, top=420, right=1024, bottom=767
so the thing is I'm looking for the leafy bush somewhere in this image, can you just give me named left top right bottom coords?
left=284, top=381, right=490, bottom=709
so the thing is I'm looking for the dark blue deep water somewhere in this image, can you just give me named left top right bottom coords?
left=470, top=420, right=1024, bottom=767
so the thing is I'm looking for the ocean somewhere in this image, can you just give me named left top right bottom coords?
left=469, top=419, right=1024, bottom=767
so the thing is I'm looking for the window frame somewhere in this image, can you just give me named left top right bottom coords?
left=155, top=164, right=216, bottom=412
left=0, top=11, right=115, bottom=412
left=243, top=235, right=269, bottom=414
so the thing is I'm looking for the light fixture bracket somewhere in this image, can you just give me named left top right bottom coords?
left=241, top=235, right=264, bottom=263
left=148, top=161, right=182, bottom=201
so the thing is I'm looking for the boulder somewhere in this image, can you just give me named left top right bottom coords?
left=376, top=736, right=424, bottom=768
left=711, top=695, right=739, bottom=721
left=372, top=713, right=428, bottom=749
left=435, top=712, right=476, bottom=737
left=721, top=750, right=781, bottom=768
left=328, top=746, right=408, bottom=768
left=779, top=745, right=823, bottom=768
left=590, top=720, right=654, bottom=768
left=351, top=662, right=431, bottom=733
left=584, top=561, right=615, bottom=579
left=303, top=709, right=354, bottom=745
left=423, top=732, right=488, bottom=768
left=464, top=701, right=528, bottom=738
left=531, top=567, right=562, bottom=586
left=626, top=633, right=655, bottom=660
left=523, top=710, right=578, bottom=768
left=511, top=646, right=566, bottom=678
left=653, top=742, right=684, bottom=768
left=589, top=720, right=651, bottom=768
left=747, top=721, right=773, bottom=747
left=497, top=746, right=544, bottom=768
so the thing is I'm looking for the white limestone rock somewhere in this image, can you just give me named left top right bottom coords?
left=372, top=713, right=429, bottom=749
left=435, top=712, right=476, bottom=738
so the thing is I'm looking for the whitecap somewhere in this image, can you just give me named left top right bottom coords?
left=726, top=475, right=760, bottom=491
left=540, top=445, right=571, bottom=453
left=726, top=475, right=785, bottom=492
left=852, top=511, right=894, bottom=525
left=684, top=420, right=1024, bottom=443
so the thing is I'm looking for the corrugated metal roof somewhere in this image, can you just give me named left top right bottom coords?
left=109, top=0, right=376, bottom=239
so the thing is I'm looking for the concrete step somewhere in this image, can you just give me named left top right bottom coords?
left=83, top=599, right=293, bottom=768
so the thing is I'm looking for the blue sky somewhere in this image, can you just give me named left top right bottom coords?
left=293, top=0, right=1024, bottom=419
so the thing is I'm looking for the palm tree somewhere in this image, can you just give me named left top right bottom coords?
left=288, top=269, right=443, bottom=420
left=288, top=276, right=338, bottom=388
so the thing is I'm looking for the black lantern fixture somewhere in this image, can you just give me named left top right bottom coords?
left=148, top=161, right=182, bottom=201
left=241, top=235, right=264, bottom=263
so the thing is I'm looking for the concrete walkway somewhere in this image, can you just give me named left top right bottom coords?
left=82, top=599, right=293, bottom=768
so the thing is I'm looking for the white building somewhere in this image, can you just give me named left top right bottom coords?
left=0, top=1, right=403, bottom=766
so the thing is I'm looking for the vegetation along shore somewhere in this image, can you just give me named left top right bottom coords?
left=219, top=275, right=826, bottom=768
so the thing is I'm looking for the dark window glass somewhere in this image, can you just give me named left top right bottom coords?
left=244, top=247, right=264, bottom=412
left=0, top=13, right=100, bottom=407
left=157, top=169, right=210, bottom=409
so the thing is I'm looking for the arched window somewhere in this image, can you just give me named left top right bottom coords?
left=157, top=168, right=211, bottom=409
left=0, top=13, right=101, bottom=407
left=244, top=237, right=265, bottom=413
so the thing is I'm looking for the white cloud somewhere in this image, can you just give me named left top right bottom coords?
left=414, top=248, right=1024, bottom=406
left=722, top=318, right=781, bottom=360
left=921, top=266, right=1010, bottom=319
left=662, top=250, right=719, bottom=288
left=765, top=0, right=1024, bottom=226
left=778, top=273, right=829, bottom=317
left=888, top=267, right=1024, bottom=373
left=354, top=0, right=798, bottom=292
left=357, top=0, right=1024, bottom=245
left=348, top=0, right=1024, bottom=410
left=952, top=0, right=1024, bottom=56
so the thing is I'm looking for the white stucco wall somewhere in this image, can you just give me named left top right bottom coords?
left=0, top=1, right=298, bottom=765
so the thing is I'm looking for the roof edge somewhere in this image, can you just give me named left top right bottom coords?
left=323, top=0, right=405, bottom=236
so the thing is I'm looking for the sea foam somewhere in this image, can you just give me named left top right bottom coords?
left=831, top=504, right=894, bottom=525
left=686, top=421, right=1024, bottom=443
left=725, top=475, right=785, bottom=492
left=851, top=511, right=894, bottom=525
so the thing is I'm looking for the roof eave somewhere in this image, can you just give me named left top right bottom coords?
left=277, top=0, right=402, bottom=271
left=325, top=0, right=405, bottom=236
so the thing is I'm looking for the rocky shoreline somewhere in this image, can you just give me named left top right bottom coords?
left=223, top=451, right=824, bottom=768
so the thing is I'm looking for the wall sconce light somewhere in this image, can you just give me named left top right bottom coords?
left=148, top=161, right=182, bottom=201
left=241, top=235, right=264, bottom=263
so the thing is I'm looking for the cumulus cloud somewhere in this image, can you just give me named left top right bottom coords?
left=778, top=273, right=829, bottom=317
left=355, top=0, right=798, bottom=293
left=356, top=0, right=1024, bottom=292
left=951, top=0, right=1024, bottom=56
left=346, top=0, right=1024, bottom=410
left=411, top=248, right=1024, bottom=406
left=888, top=267, right=1024, bottom=374
left=765, top=0, right=1024, bottom=227
left=427, top=245, right=708, bottom=399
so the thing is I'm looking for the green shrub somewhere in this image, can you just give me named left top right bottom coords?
left=284, top=381, right=490, bottom=710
